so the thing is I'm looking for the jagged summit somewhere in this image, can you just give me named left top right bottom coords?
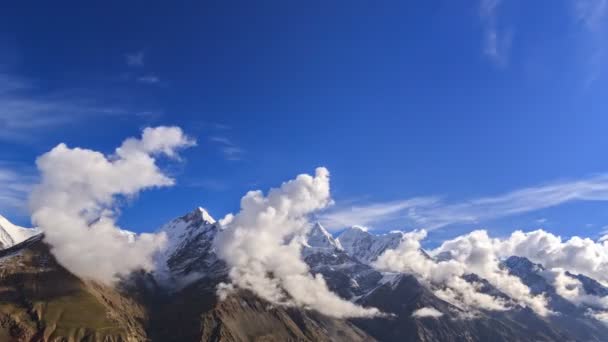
left=336, top=226, right=404, bottom=264
left=504, top=255, right=545, bottom=273
left=177, top=206, right=216, bottom=225
left=159, top=207, right=216, bottom=245
left=0, top=214, right=41, bottom=249
left=1, top=209, right=608, bottom=341
left=304, top=222, right=342, bottom=251
left=156, top=207, right=224, bottom=282
left=196, top=206, right=216, bottom=224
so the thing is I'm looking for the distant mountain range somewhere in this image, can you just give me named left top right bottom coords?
left=1, top=208, right=608, bottom=341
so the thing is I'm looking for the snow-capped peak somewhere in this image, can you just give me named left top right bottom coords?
left=196, top=207, right=216, bottom=224
left=155, top=207, right=222, bottom=283
left=304, top=222, right=342, bottom=252
left=158, top=207, right=217, bottom=255
left=0, top=214, right=41, bottom=249
left=336, top=226, right=404, bottom=264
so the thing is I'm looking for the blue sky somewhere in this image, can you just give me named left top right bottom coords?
left=1, top=0, right=607, bottom=243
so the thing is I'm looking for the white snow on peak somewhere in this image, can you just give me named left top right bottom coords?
left=351, top=225, right=369, bottom=232
left=336, top=226, right=404, bottom=264
left=303, top=223, right=342, bottom=255
left=0, top=214, right=41, bottom=249
left=196, top=207, right=216, bottom=224
left=158, top=207, right=216, bottom=256
left=154, top=207, right=220, bottom=282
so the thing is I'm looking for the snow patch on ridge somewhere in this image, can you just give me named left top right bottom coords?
left=0, top=215, right=41, bottom=249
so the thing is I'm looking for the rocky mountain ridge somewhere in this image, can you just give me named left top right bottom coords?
left=1, top=208, right=608, bottom=341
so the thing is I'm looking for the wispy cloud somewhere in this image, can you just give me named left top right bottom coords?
left=321, top=174, right=608, bottom=231
left=185, top=178, right=229, bottom=191
left=319, top=197, right=438, bottom=230
left=573, top=0, right=608, bottom=85
left=212, top=123, right=231, bottom=130
left=209, top=136, right=233, bottom=145
left=137, top=75, right=160, bottom=84
left=0, top=162, right=35, bottom=215
left=479, top=0, right=512, bottom=67
left=209, top=136, right=244, bottom=161
left=126, top=51, right=145, bottom=67
left=575, top=0, right=607, bottom=30
left=0, top=73, right=127, bottom=142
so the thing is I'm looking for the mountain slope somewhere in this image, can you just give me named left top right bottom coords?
left=0, top=234, right=147, bottom=341
left=352, top=273, right=568, bottom=342
left=133, top=210, right=377, bottom=341
left=155, top=207, right=225, bottom=285
left=302, top=223, right=383, bottom=299
left=503, top=256, right=608, bottom=341
left=3, top=210, right=608, bottom=341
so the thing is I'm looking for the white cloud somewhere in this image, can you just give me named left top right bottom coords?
left=374, top=230, right=550, bottom=316
left=126, top=51, right=145, bottom=67
left=0, top=73, right=127, bottom=142
left=320, top=197, right=437, bottom=230
left=209, top=136, right=233, bottom=145
left=434, top=231, right=551, bottom=316
left=587, top=309, right=608, bottom=324
left=29, top=126, right=195, bottom=283
left=137, top=75, right=160, bottom=84
left=0, top=163, right=35, bottom=214
left=374, top=226, right=608, bottom=318
left=573, top=0, right=608, bottom=84
left=412, top=307, right=443, bottom=318
left=575, top=0, right=607, bottom=31
left=496, top=229, right=608, bottom=285
left=209, top=136, right=244, bottom=161
left=321, top=174, right=608, bottom=231
left=214, top=167, right=380, bottom=318
left=479, top=0, right=512, bottom=67
left=542, top=268, right=608, bottom=308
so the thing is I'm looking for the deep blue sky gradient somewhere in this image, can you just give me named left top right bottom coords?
left=1, top=1, right=607, bottom=242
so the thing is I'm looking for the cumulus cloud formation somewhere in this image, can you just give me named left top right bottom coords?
left=30, top=126, right=195, bottom=283
left=542, top=268, right=608, bottom=308
left=412, top=307, right=443, bottom=318
left=214, top=167, right=380, bottom=318
left=434, top=231, right=550, bottom=315
left=496, top=229, right=608, bottom=284
left=374, top=225, right=608, bottom=319
left=375, top=230, right=550, bottom=316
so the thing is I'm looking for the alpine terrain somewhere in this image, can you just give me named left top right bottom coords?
left=0, top=209, right=608, bottom=341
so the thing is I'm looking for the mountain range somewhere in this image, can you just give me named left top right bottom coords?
left=0, top=208, right=608, bottom=341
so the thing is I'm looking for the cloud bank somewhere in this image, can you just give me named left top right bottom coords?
left=374, top=226, right=608, bottom=319
left=374, top=230, right=550, bottom=316
left=30, top=126, right=195, bottom=283
left=496, top=229, right=608, bottom=285
left=214, top=167, right=380, bottom=318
